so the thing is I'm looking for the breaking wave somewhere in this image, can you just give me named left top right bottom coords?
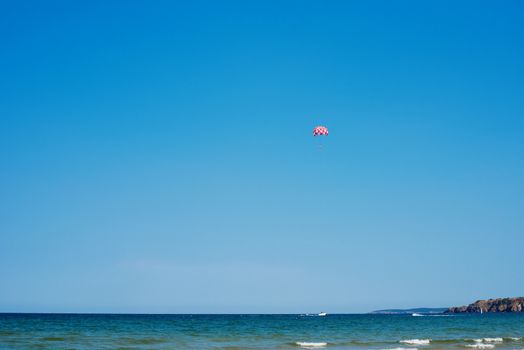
left=472, top=338, right=503, bottom=343
left=296, top=342, right=328, bottom=348
left=400, top=339, right=431, bottom=345
left=465, top=344, right=495, bottom=349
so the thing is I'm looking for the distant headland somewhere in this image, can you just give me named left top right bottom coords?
left=371, top=297, right=524, bottom=314
left=371, top=307, right=447, bottom=315
left=446, top=297, right=524, bottom=313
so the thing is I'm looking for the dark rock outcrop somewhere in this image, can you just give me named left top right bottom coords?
left=446, top=297, right=524, bottom=313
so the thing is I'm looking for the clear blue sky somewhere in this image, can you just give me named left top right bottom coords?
left=1, top=0, right=523, bottom=313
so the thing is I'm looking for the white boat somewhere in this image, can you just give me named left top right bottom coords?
left=318, top=312, right=327, bottom=316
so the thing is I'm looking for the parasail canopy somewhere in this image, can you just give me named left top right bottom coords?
left=313, top=126, right=329, bottom=136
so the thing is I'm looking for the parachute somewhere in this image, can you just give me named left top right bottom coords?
left=313, top=126, right=328, bottom=136
left=313, top=125, right=329, bottom=148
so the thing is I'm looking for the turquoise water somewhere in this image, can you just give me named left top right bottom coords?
left=0, top=313, right=523, bottom=349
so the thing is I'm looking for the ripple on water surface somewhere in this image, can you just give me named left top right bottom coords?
left=0, top=314, right=523, bottom=349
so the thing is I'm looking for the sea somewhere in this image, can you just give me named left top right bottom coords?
left=0, top=313, right=523, bottom=349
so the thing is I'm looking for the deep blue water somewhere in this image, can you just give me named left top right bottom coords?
left=0, top=313, right=523, bottom=349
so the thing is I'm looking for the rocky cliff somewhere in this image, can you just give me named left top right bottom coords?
left=446, top=297, right=524, bottom=313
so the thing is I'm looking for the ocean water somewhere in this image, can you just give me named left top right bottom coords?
left=0, top=313, right=523, bottom=349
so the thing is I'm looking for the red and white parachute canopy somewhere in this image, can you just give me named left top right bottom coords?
left=313, top=126, right=329, bottom=136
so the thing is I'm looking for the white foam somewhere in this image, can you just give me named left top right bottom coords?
left=508, top=337, right=521, bottom=341
left=412, top=313, right=424, bottom=317
left=382, top=348, right=417, bottom=350
left=472, top=338, right=503, bottom=343
left=400, top=339, right=431, bottom=345
left=296, top=342, right=327, bottom=348
left=484, top=338, right=503, bottom=343
left=465, top=344, right=495, bottom=349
